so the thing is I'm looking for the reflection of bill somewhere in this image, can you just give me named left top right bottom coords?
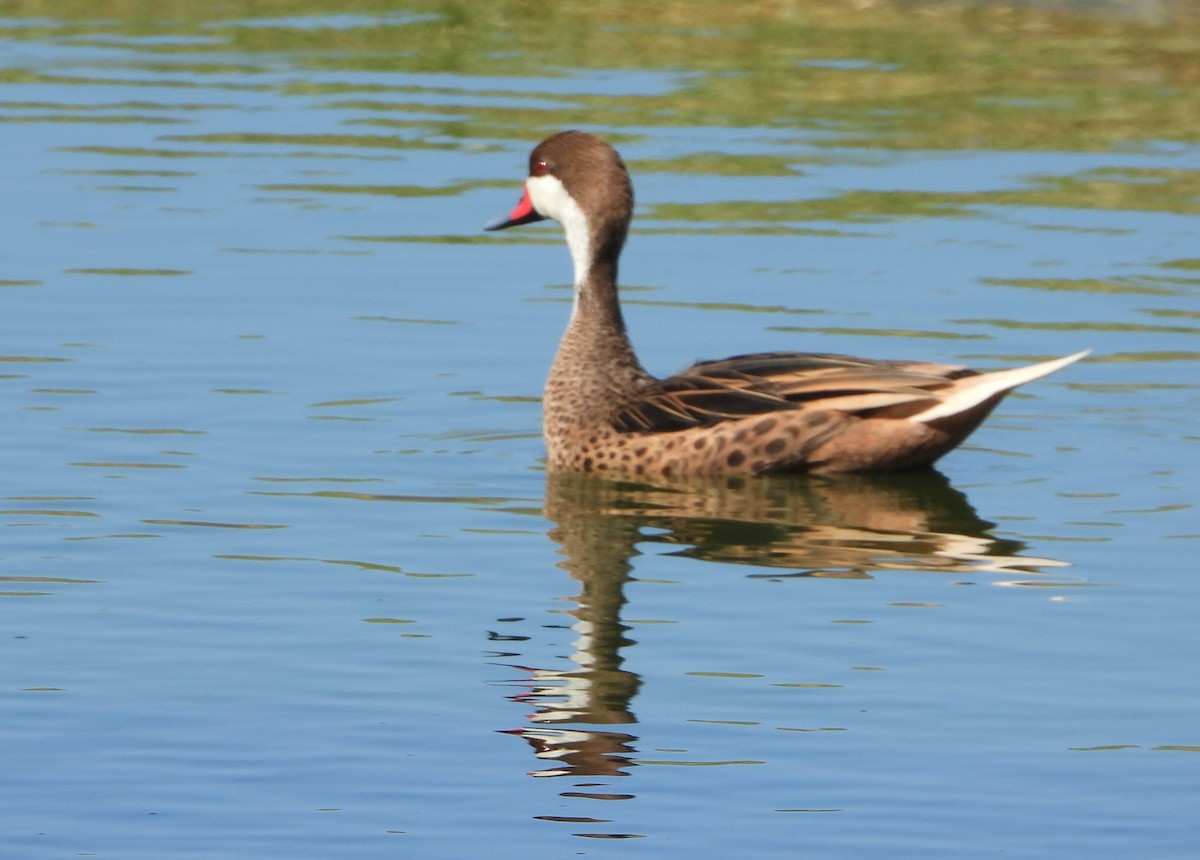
left=498, top=470, right=1073, bottom=779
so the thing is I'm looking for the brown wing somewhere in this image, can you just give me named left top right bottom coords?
left=612, top=351, right=977, bottom=433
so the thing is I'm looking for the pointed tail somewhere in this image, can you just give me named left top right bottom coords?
left=909, top=349, right=1090, bottom=424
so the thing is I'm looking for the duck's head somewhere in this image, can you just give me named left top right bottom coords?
left=485, top=131, right=634, bottom=267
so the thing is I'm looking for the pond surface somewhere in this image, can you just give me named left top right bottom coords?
left=2, top=2, right=1198, bottom=858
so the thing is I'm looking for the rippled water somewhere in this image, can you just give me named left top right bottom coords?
left=3, top=3, right=1199, bottom=858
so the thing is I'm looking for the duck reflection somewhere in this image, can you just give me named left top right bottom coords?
left=500, top=469, right=1068, bottom=777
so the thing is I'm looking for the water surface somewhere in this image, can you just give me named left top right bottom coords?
left=2, top=2, right=1198, bottom=858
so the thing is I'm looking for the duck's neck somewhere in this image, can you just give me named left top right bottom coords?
left=546, top=225, right=650, bottom=420
left=570, top=254, right=625, bottom=331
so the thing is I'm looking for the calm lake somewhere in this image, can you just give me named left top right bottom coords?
left=2, top=1, right=1198, bottom=857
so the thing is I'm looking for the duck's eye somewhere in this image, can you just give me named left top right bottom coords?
left=532, top=159, right=550, bottom=176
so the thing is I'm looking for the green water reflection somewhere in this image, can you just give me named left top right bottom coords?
left=4, top=0, right=1197, bottom=242
left=4, top=0, right=1198, bottom=153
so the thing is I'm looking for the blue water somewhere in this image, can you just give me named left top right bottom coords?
left=2, top=6, right=1199, bottom=859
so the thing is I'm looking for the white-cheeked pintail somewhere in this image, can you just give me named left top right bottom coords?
left=486, top=130, right=1088, bottom=477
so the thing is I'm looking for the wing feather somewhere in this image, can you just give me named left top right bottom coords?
left=611, top=352, right=974, bottom=434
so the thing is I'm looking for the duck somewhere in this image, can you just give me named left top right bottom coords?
left=486, top=130, right=1087, bottom=477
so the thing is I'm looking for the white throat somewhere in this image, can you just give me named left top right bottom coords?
left=527, top=174, right=591, bottom=290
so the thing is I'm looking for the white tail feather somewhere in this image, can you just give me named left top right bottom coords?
left=908, top=349, right=1090, bottom=424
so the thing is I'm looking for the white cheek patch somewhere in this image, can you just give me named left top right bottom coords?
left=528, top=174, right=591, bottom=288
left=526, top=174, right=573, bottom=221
